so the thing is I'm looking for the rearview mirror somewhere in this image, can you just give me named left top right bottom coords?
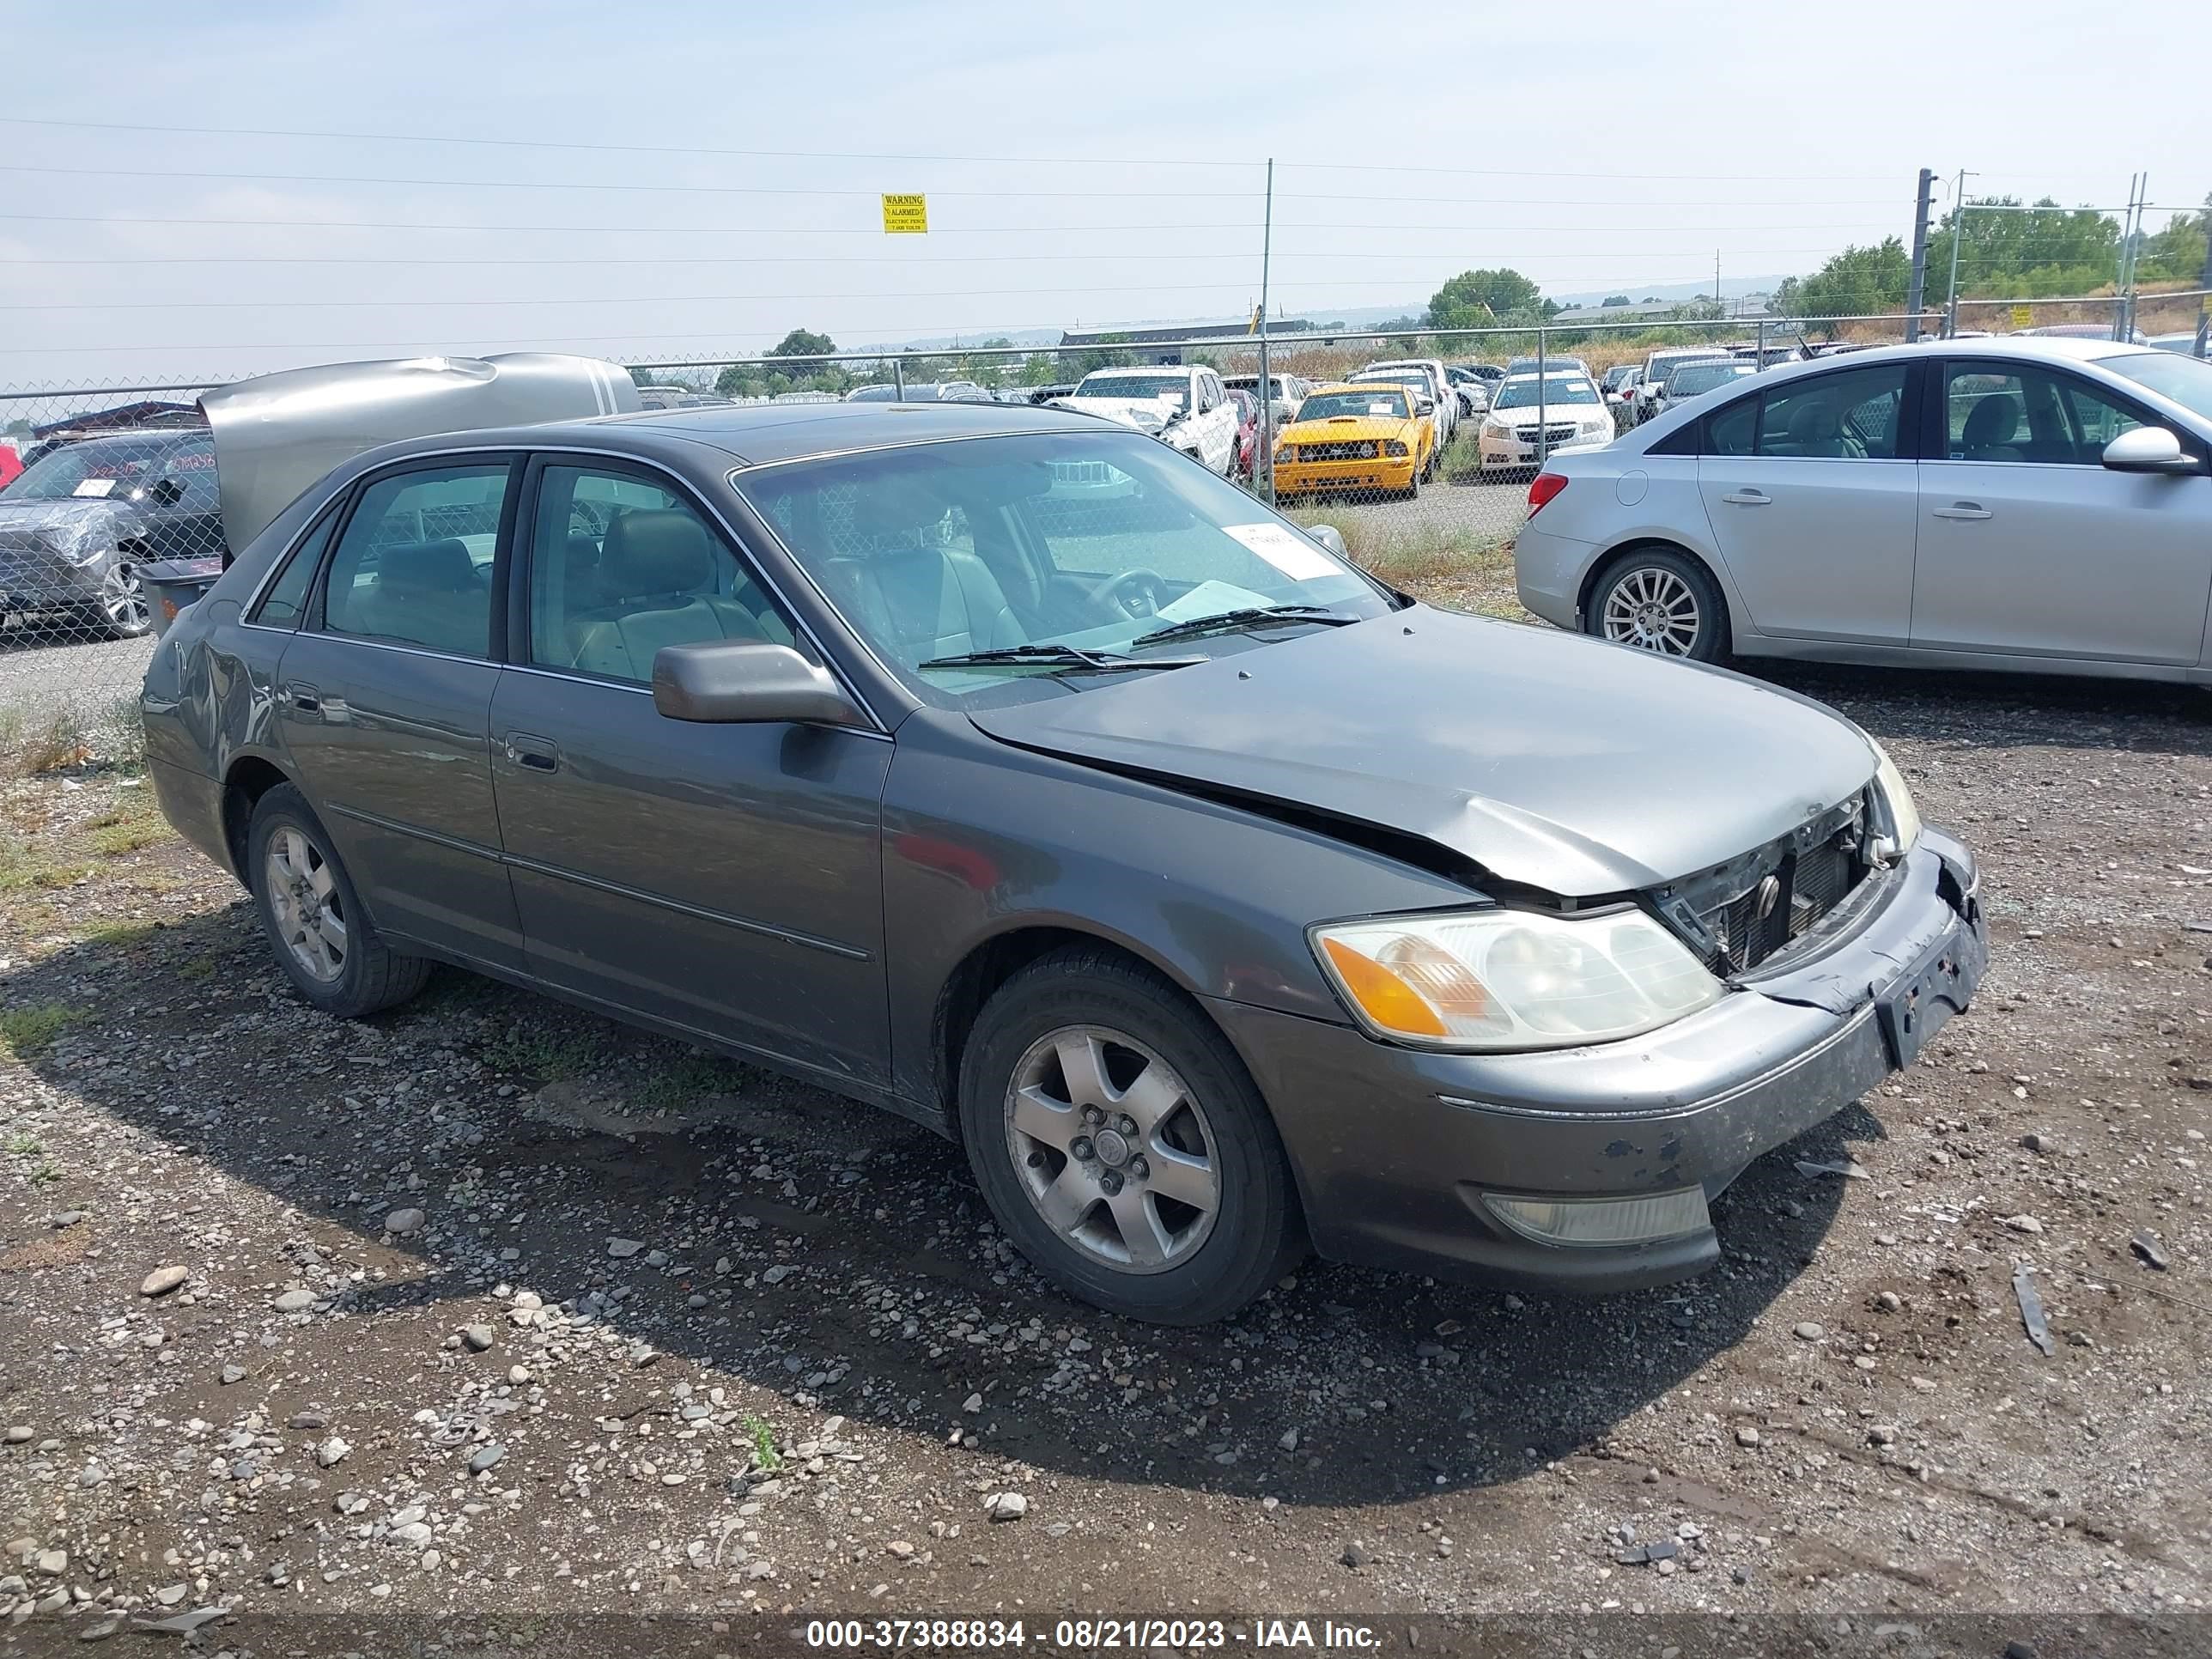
left=652, top=639, right=866, bottom=727
left=2102, top=425, right=2199, bottom=474
left=1304, top=523, right=1347, bottom=559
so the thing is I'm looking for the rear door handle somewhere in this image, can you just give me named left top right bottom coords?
left=1932, top=502, right=1992, bottom=520
left=503, top=732, right=561, bottom=774
left=1719, top=489, right=1770, bottom=505
left=280, top=682, right=321, bottom=714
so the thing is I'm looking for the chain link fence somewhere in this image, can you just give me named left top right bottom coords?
left=3, top=291, right=2204, bottom=769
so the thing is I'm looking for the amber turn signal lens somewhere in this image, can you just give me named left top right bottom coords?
left=1320, top=936, right=1448, bottom=1038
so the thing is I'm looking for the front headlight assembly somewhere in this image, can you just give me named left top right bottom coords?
left=1311, top=908, right=1723, bottom=1052
left=1868, top=739, right=1922, bottom=860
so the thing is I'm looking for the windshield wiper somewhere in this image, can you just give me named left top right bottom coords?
left=917, top=643, right=1206, bottom=672
left=1130, top=605, right=1361, bottom=648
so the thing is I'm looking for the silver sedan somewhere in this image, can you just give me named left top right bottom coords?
left=1512, top=337, right=2212, bottom=678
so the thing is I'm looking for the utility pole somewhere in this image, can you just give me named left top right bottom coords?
left=2195, top=206, right=2212, bottom=361
left=1714, top=250, right=1721, bottom=311
left=1905, top=167, right=1935, bottom=342
left=2114, top=173, right=2146, bottom=342
left=1256, top=157, right=1275, bottom=504
left=1943, top=168, right=1973, bottom=337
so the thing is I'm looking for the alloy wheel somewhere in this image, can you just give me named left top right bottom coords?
left=1005, top=1024, right=1219, bottom=1275
left=264, top=827, right=348, bottom=983
left=1601, top=565, right=1702, bottom=655
left=99, top=565, right=149, bottom=635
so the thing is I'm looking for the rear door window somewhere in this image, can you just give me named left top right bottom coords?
left=319, top=463, right=513, bottom=658
left=1753, top=365, right=1908, bottom=459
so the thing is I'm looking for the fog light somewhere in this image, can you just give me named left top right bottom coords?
left=1483, top=1187, right=1710, bottom=1247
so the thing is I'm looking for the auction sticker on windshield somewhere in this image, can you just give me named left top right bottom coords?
left=71, top=478, right=116, bottom=497
left=1223, top=521, right=1338, bottom=580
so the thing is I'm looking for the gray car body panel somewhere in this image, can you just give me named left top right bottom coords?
left=144, top=398, right=1984, bottom=1294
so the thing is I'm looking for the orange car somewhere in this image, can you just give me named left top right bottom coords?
left=1270, top=382, right=1435, bottom=499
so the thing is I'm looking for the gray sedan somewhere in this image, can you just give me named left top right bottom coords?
left=1516, top=337, right=2212, bottom=675
left=144, top=400, right=1984, bottom=1323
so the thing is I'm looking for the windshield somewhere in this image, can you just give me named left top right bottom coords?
left=740, top=430, right=1393, bottom=708
left=1, top=437, right=198, bottom=501
left=1073, top=373, right=1188, bottom=409
left=1492, top=379, right=1601, bottom=409
left=2098, top=350, right=2212, bottom=423
left=1668, top=363, right=1758, bottom=398
left=1296, top=390, right=1412, bottom=422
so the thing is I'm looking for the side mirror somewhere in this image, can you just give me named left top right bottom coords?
left=1304, top=523, right=1348, bottom=559
left=148, top=478, right=185, bottom=506
left=651, top=639, right=866, bottom=727
left=2101, top=425, right=2199, bottom=474
left=1416, top=398, right=1436, bottom=416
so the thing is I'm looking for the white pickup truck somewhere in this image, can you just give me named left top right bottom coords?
left=1053, top=366, right=1241, bottom=476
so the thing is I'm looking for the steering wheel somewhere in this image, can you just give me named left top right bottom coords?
left=1087, top=568, right=1167, bottom=621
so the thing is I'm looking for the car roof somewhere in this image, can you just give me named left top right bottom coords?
left=1079, top=365, right=1194, bottom=376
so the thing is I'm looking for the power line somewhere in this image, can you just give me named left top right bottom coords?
left=0, top=210, right=1910, bottom=241
left=0, top=114, right=1914, bottom=182
left=0, top=227, right=1910, bottom=265
left=0, top=162, right=1249, bottom=202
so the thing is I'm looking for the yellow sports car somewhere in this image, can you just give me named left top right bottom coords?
left=1271, top=382, right=1436, bottom=499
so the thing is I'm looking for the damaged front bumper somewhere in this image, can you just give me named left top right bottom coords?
left=1209, top=827, right=1985, bottom=1293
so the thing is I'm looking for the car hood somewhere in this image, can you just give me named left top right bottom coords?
left=0, top=496, right=142, bottom=556
left=1279, top=416, right=1415, bottom=444
left=966, top=608, right=1878, bottom=897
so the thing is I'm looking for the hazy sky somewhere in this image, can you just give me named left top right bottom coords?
left=2, top=0, right=2207, bottom=386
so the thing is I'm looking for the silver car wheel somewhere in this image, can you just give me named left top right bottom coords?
left=98, top=565, right=149, bottom=634
left=264, top=826, right=348, bottom=984
left=1006, top=1024, right=1219, bottom=1276
left=1601, top=566, right=1701, bottom=656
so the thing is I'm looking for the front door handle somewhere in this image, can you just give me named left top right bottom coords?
left=1719, top=489, right=1771, bottom=505
left=1932, top=502, right=1992, bottom=520
left=503, top=732, right=561, bottom=774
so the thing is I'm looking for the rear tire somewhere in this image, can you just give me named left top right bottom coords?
left=958, top=946, right=1303, bottom=1324
left=1587, top=547, right=1729, bottom=663
left=247, top=784, right=430, bottom=1018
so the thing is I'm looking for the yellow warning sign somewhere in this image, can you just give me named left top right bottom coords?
left=881, top=194, right=928, bottom=234
left=2008, top=304, right=2033, bottom=329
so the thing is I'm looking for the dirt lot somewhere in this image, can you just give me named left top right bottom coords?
left=2, top=581, right=2209, bottom=1654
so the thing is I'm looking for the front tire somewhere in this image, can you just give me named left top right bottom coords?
left=1588, top=548, right=1729, bottom=663
left=247, top=784, right=430, bottom=1018
left=958, top=947, right=1302, bottom=1324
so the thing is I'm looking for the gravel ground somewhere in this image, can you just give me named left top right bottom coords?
left=2, top=581, right=2209, bottom=1653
